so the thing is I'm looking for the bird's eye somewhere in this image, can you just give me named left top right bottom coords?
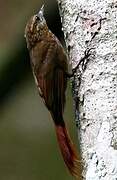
left=35, top=15, right=39, bottom=21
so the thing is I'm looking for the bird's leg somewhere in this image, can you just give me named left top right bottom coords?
left=66, top=48, right=94, bottom=78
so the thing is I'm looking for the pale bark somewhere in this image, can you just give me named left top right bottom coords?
left=57, top=0, right=117, bottom=179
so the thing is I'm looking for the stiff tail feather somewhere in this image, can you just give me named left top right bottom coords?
left=55, top=125, right=83, bottom=179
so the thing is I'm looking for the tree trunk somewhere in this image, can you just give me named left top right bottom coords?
left=57, top=0, right=117, bottom=179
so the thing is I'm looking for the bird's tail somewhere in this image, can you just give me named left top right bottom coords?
left=54, top=123, right=83, bottom=179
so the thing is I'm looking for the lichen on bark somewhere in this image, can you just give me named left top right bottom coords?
left=57, top=0, right=117, bottom=179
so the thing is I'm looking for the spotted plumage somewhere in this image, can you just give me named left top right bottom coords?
left=25, top=5, right=82, bottom=179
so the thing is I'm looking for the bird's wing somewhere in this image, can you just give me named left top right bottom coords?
left=31, top=41, right=67, bottom=124
left=36, top=60, right=67, bottom=125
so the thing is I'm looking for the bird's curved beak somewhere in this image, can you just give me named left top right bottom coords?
left=37, top=4, right=44, bottom=21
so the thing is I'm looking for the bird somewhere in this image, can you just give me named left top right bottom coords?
left=24, top=5, right=82, bottom=179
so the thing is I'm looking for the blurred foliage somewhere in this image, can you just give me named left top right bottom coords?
left=0, top=0, right=77, bottom=180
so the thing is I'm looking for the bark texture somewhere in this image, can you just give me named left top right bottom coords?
left=57, top=0, right=117, bottom=179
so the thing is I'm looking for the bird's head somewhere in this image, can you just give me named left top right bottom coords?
left=25, top=5, right=48, bottom=49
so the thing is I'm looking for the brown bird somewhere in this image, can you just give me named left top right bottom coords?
left=24, top=5, right=82, bottom=179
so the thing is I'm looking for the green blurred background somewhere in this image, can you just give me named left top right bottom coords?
left=0, top=0, right=77, bottom=179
